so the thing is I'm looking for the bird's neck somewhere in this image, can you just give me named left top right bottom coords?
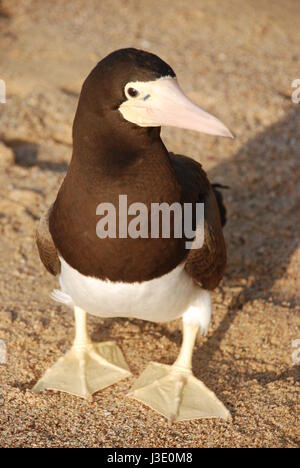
left=71, top=113, right=172, bottom=177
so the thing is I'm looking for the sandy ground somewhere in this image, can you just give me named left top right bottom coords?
left=0, top=0, right=299, bottom=448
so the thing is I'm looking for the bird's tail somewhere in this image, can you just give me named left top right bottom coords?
left=51, top=289, right=74, bottom=307
left=212, top=183, right=229, bottom=227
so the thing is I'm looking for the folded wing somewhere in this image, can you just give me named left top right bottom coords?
left=36, top=205, right=61, bottom=276
left=169, top=153, right=226, bottom=290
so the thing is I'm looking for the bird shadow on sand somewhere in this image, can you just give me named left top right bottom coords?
left=3, top=138, right=68, bottom=172
left=94, top=106, right=300, bottom=398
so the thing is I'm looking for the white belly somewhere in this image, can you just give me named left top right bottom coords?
left=52, top=257, right=201, bottom=323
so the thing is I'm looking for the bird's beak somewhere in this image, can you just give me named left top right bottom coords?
left=119, top=77, right=234, bottom=138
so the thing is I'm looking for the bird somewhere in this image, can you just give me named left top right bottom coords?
left=33, top=48, right=233, bottom=421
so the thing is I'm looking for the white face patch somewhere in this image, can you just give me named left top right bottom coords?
left=119, top=76, right=176, bottom=127
left=118, top=76, right=233, bottom=137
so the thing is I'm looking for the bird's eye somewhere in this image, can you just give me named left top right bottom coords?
left=127, top=87, right=139, bottom=98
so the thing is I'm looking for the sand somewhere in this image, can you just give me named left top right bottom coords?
left=0, top=0, right=299, bottom=448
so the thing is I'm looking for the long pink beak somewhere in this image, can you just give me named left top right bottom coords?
left=120, top=77, right=234, bottom=138
left=149, top=78, right=233, bottom=137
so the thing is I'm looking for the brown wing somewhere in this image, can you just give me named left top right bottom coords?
left=36, top=205, right=61, bottom=276
left=169, top=153, right=226, bottom=290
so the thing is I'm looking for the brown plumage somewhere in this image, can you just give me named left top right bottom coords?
left=170, top=153, right=226, bottom=290
left=36, top=205, right=60, bottom=276
left=37, top=151, right=226, bottom=290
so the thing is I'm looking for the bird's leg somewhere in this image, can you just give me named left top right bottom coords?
left=73, top=306, right=91, bottom=348
left=173, top=321, right=198, bottom=371
left=33, top=306, right=131, bottom=398
left=129, top=291, right=230, bottom=421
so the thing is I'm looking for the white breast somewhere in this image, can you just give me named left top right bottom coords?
left=52, top=257, right=201, bottom=323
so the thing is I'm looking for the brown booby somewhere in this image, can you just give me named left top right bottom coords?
left=34, top=48, right=233, bottom=421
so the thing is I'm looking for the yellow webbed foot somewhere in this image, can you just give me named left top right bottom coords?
left=33, top=341, right=131, bottom=398
left=129, top=362, right=230, bottom=422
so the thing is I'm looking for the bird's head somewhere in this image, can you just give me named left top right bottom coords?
left=75, top=48, right=233, bottom=147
